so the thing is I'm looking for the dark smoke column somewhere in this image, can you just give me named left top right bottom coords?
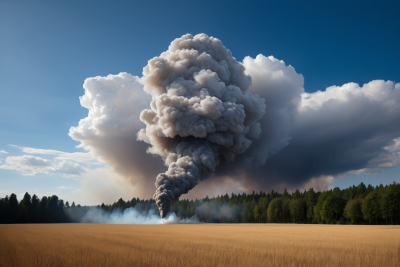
left=137, top=34, right=266, bottom=218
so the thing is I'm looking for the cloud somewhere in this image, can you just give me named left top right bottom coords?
left=69, top=72, right=165, bottom=199
left=5, top=155, right=53, bottom=167
left=215, top=79, right=400, bottom=192
left=0, top=150, right=8, bottom=154
left=52, top=161, right=85, bottom=176
left=9, top=145, right=99, bottom=165
left=56, top=186, right=73, bottom=190
left=239, top=54, right=304, bottom=166
left=0, top=155, right=85, bottom=177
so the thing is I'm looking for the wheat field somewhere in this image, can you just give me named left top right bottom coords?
left=0, top=224, right=399, bottom=267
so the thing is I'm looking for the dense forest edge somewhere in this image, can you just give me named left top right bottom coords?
left=1, top=181, right=399, bottom=224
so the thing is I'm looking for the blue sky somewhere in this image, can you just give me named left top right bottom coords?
left=1, top=0, right=399, bottom=204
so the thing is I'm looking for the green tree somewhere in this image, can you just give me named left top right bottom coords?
left=20, top=192, right=33, bottom=223
left=321, top=196, right=335, bottom=223
left=8, top=193, right=20, bottom=223
left=305, top=188, right=317, bottom=223
left=342, top=187, right=353, bottom=202
left=247, top=200, right=256, bottom=222
left=46, top=195, right=60, bottom=223
left=381, top=183, right=400, bottom=225
left=258, top=196, right=270, bottom=223
left=344, top=199, right=363, bottom=224
left=289, top=198, right=306, bottom=223
left=267, top=198, right=283, bottom=223
left=189, top=205, right=195, bottom=217
left=31, top=194, right=40, bottom=222
left=292, top=189, right=301, bottom=200
left=320, top=194, right=346, bottom=224
left=241, top=200, right=249, bottom=223
left=314, top=191, right=331, bottom=223
left=254, top=204, right=260, bottom=222
left=282, top=188, right=290, bottom=199
left=356, top=182, right=367, bottom=198
left=39, top=196, right=48, bottom=222
left=0, top=197, right=6, bottom=223
left=362, top=191, right=381, bottom=224
left=228, top=195, right=238, bottom=206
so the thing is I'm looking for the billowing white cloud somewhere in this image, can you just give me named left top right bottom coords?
left=222, top=79, right=400, bottom=192
left=300, top=80, right=400, bottom=110
left=239, top=54, right=304, bottom=166
left=297, top=79, right=400, bottom=175
left=0, top=155, right=85, bottom=177
left=69, top=72, right=165, bottom=199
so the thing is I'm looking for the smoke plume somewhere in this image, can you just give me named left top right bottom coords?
left=136, top=34, right=266, bottom=218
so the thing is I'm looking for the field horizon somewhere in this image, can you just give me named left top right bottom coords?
left=1, top=224, right=399, bottom=267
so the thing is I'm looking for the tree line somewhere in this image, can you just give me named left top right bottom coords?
left=0, top=193, right=69, bottom=224
left=1, top=181, right=399, bottom=224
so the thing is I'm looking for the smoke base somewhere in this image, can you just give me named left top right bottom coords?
left=66, top=201, right=243, bottom=224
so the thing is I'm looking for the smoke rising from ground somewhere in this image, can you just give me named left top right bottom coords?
left=195, top=202, right=242, bottom=223
left=69, top=33, right=400, bottom=207
left=161, top=213, right=200, bottom=224
left=66, top=206, right=161, bottom=224
left=137, top=34, right=266, bottom=217
left=65, top=201, right=244, bottom=224
left=66, top=206, right=200, bottom=224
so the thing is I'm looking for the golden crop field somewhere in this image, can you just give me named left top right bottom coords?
left=0, top=224, right=399, bottom=267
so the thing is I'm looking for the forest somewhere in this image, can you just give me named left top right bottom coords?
left=1, top=181, right=399, bottom=224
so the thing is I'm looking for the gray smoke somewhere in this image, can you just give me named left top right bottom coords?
left=65, top=205, right=200, bottom=224
left=137, top=34, right=266, bottom=218
left=66, top=206, right=161, bottom=224
left=195, top=202, right=242, bottom=223
left=64, top=202, right=242, bottom=224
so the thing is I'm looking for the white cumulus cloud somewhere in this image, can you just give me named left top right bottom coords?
left=227, top=79, right=400, bottom=191
left=69, top=72, right=164, bottom=199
